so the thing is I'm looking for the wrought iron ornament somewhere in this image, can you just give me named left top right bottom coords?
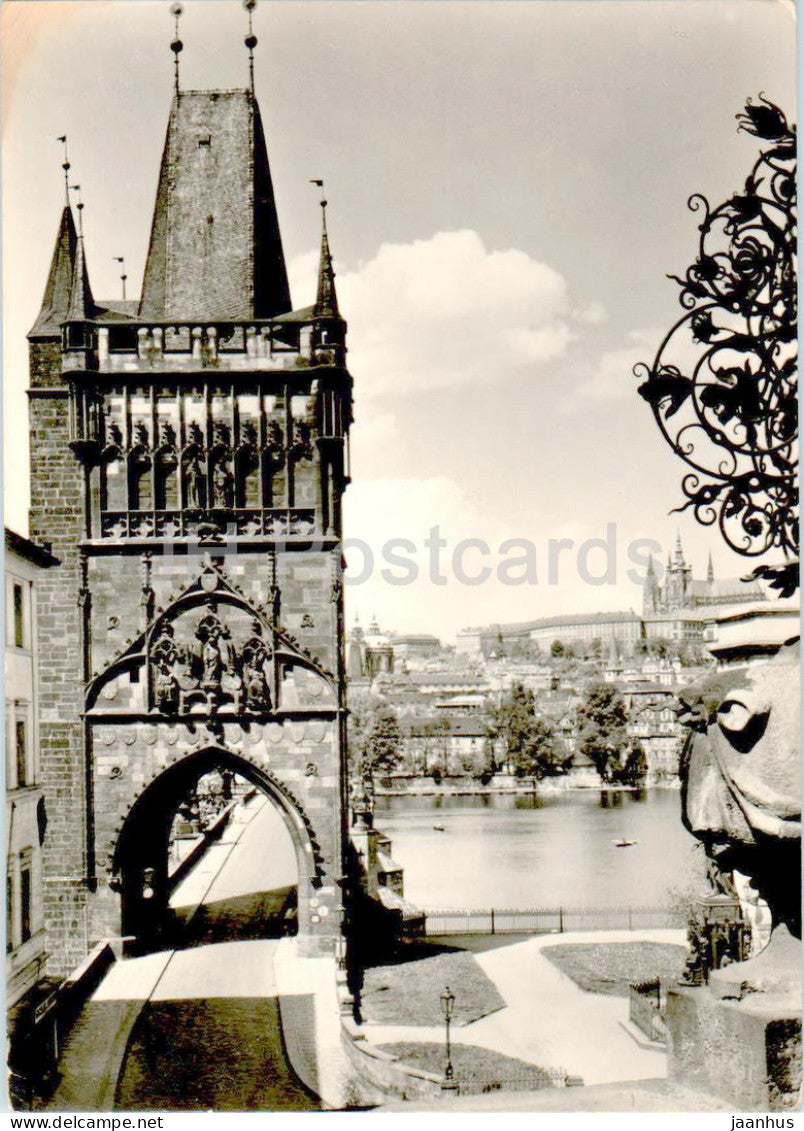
left=637, top=96, right=797, bottom=594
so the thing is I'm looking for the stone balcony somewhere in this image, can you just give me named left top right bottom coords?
left=62, top=317, right=346, bottom=376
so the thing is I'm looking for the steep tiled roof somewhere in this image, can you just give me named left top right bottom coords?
left=139, top=90, right=291, bottom=321
left=29, top=207, right=78, bottom=336
left=66, top=234, right=95, bottom=322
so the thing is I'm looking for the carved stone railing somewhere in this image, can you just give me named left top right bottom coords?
left=63, top=318, right=346, bottom=375
left=98, top=508, right=316, bottom=540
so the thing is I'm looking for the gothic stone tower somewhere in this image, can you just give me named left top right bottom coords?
left=28, top=87, right=351, bottom=973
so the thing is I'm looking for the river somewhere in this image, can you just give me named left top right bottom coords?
left=374, top=788, right=698, bottom=910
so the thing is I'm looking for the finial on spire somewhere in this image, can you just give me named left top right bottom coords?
left=57, top=136, right=71, bottom=206
left=69, top=184, right=84, bottom=237
left=170, top=3, right=184, bottom=93
left=113, top=257, right=128, bottom=301
left=311, top=179, right=340, bottom=319
left=243, top=0, right=258, bottom=94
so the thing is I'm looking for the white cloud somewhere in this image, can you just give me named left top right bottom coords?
left=289, top=230, right=573, bottom=399
left=567, top=327, right=662, bottom=409
left=573, top=301, right=608, bottom=325
left=341, top=476, right=643, bottom=641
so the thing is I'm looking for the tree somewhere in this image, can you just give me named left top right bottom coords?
left=619, top=745, right=648, bottom=787
left=550, top=640, right=564, bottom=658
left=576, top=681, right=630, bottom=783
left=347, top=691, right=401, bottom=784
left=488, top=681, right=571, bottom=781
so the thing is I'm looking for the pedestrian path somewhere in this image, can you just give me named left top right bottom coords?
left=275, top=937, right=355, bottom=1110
left=46, top=794, right=332, bottom=1111
left=359, top=928, right=686, bottom=1087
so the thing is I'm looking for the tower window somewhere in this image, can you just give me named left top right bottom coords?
left=198, top=135, right=212, bottom=147
left=16, top=719, right=27, bottom=788
left=13, top=583, right=25, bottom=648
left=20, top=858, right=31, bottom=944
left=6, top=872, right=13, bottom=953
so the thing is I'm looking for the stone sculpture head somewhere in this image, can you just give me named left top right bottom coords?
left=680, top=639, right=801, bottom=936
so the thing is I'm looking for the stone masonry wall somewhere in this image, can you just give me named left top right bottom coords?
left=28, top=342, right=89, bottom=975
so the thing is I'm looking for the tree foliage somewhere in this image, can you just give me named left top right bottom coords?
left=577, top=681, right=631, bottom=783
left=488, top=681, right=570, bottom=780
left=347, top=690, right=402, bottom=784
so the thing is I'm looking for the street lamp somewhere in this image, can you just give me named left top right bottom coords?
left=440, top=985, right=455, bottom=1081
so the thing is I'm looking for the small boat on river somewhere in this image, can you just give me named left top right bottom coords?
left=613, top=838, right=637, bottom=847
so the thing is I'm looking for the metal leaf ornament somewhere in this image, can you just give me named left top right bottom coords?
left=636, top=96, right=798, bottom=591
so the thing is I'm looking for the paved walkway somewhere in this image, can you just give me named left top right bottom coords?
left=48, top=795, right=340, bottom=1112
left=360, top=928, right=686, bottom=1086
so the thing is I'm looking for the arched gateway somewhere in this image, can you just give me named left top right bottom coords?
left=27, top=82, right=352, bottom=973
left=112, top=746, right=318, bottom=952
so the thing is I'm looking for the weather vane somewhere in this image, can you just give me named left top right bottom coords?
left=310, top=178, right=328, bottom=224
left=113, top=257, right=128, bottom=301
left=68, top=183, right=84, bottom=237
left=244, top=0, right=258, bottom=94
left=57, top=136, right=70, bottom=205
left=170, top=3, right=184, bottom=93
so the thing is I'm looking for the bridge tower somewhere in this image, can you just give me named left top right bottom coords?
left=28, top=73, right=352, bottom=972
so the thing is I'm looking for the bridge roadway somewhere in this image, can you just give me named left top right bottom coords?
left=49, top=794, right=319, bottom=1112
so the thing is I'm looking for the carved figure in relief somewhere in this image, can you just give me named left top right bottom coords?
left=184, top=453, right=205, bottom=509
left=212, top=456, right=234, bottom=509
left=150, top=624, right=182, bottom=712
left=241, top=619, right=273, bottom=711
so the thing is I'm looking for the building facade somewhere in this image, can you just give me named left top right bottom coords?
left=5, top=531, right=58, bottom=1007
left=28, top=77, right=352, bottom=972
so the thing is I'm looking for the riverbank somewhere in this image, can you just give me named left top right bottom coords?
left=375, top=777, right=681, bottom=797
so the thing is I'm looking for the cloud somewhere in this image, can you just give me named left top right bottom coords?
left=566, top=327, right=662, bottom=410
left=573, top=301, right=608, bottom=325
left=341, top=475, right=643, bottom=640
left=289, top=230, right=573, bottom=399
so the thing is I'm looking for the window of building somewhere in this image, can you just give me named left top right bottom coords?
left=16, top=719, right=27, bottom=788
left=13, top=583, right=24, bottom=648
left=20, top=858, right=32, bottom=944
left=6, top=871, right=13, bottom=953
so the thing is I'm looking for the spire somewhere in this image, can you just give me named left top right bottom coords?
left=139, top=90, right=291, bottom=320
left=312, top=183, right=340, bottom=319
left=29, top=206, right=79, bottom=336
left=66, top=224, right=95, bottom=322
left=707, top=550, right=714, bottom=583
left=674, top=530, right=685, bottom=565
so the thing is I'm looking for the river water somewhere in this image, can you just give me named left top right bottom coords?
left=374, top=789, right=698, bottom=910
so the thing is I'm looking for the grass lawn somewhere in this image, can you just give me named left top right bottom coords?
left=377, top=1042, right=563, bottom=1094
left=540, top=941, right=687, bottom=997
left=360, top=943, right=504, bottom=1026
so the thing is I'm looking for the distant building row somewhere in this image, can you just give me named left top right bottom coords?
left=456, top=535, right=771, bottom=657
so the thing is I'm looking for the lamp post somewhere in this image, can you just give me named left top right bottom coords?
left=440, top=985, right=455, bottom=1081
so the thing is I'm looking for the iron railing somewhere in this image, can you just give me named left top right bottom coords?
left=629, top=978, right=667, bottom=1044
left=421, top=905, right=685, bottom=936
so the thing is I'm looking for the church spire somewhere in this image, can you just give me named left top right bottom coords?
left=312, top=185, right=340, bottom=320
left=707, top=550, right=714, bottom=583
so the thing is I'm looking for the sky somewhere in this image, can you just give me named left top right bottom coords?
left=1, top=0, right=796, bottom=640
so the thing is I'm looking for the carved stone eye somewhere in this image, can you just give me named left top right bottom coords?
left=717, top=696, right=770, bottom=754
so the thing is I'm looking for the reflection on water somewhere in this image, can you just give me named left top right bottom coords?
left=374, top=788, right=695, bottom=910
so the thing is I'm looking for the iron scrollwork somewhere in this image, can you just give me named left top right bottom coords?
left=637, top=96, right=797, bottom=592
